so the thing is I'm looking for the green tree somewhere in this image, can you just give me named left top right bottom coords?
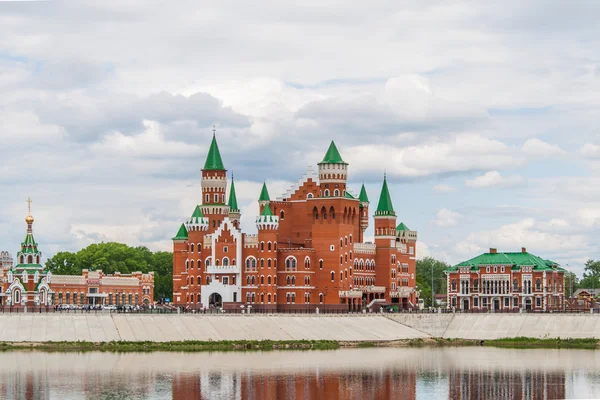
left=416, top=257, right=450, bottom=307
left=579, top=260, right=600, bottom=292
left=46, top=242, right=172, bottom=301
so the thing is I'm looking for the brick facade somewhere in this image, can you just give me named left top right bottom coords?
left=172, top=134, right=419, bottom=311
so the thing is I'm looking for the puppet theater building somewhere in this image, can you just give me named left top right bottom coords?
left=0, top=202, right=154, bottom=307
left=172, top=132, right=419, bottom=311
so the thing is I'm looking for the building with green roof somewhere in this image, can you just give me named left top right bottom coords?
left=446, top=247, right=565, bottom=312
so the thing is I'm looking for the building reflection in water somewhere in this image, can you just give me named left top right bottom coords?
left=171, top=368, right=565, bottom=400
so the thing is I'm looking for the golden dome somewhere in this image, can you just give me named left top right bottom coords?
left=25, top=214, right=34, bottom=224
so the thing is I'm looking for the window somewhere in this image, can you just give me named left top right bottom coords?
left=280, top=211, right=285, bottom=220
left=536, top=279, right=541, bottom=291
left=486, top=267, right=490, bottom=273
left=504, top=298, right=509, bottom=307
left=260, top=276, right=264, bottom=285
left=319, top=293, right=324, bottom=304
left=190, top=243, right=194, bottom=252
left=334, top=189, right=339, bottom=196
left=513, top=279, right=518, bottom=291
left=451, top=280, right=457, bottom=291
left=324, top=189, right=330, bottom=196
left=292, top=276, right=296, bottom=286
left=331, top=271, right=335, bottom=282
left=268, top=242, right=272, bottom=251
left=513, top=297, right=518, bottom=307
left=251, top=276, right=256, bottom=285
left=501, top=266, right=504, bottom=273
left=223, top=246, right=228, bottom=253
left=214, top=194, right=218, bottom=202
left=304, top=257, right=310, bottom=269
left=223, top=277, right=229, bottom=285
left=494, top=267, right=497, bottom=273
left=205, top=194, right=209, bottom=203
left=473, top=297, right=479, bottom=307
left=536, top=297, right=541, bottom=307
left=260, top=259, right=265, bottom=268
left=267, top=259, right=272, bottom=269
left=286, top=276, right=291, bottom=286
left=260, top=242, right=265, bottom=251
left=66, top=293, right=71, bottom=304
left=268, top=276, right=272, bottom=285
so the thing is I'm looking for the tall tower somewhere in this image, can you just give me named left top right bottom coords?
left=228, top=175, right=241, bottom=229
left=256, top=188, right=279, bottom=309
left=374, top=175, right=397, bottom=289
left=358, top=183, right=369, bottom=243
left=317, top=141, right=348, bottom=197
left=16, top=198, right=43, bottom=267
left=201, top=127, right=228, bottom=232
left=258, top=182, right=270, bottom=212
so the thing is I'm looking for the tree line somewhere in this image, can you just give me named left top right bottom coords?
left=46, top=242, right=172, bottom=301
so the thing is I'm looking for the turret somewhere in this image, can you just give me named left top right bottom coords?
left=256, top=198, right=279, bottom=231
left=317, top=141, right=348, bottom=197
left=15, top=197, right=42, bottom=268
left=374, top=174, right=397, bottom=243
left=228, top=175, right=241, bottom=229
left=358, top=183, right=369, bottom=242
left=185, top=206, right=209, bottom=232
left=201, top=127, right=227, bottom=209
left=258, top=182, right=270, bottom=208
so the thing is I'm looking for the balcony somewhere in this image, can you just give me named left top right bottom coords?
left=206, top=265, right=240, bottom=275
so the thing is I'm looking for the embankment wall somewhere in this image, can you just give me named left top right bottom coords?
left=388, top=313, right=600, bottom=340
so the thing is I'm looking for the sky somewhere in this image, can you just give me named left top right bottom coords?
left=0, top=1, right=599, bottom=277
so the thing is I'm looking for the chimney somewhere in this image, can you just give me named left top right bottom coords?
left=522, top=247, right=527, bottom=253
left=489, top=248, right=497, bottom=254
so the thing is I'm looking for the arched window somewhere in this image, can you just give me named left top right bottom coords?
left=246, top=258, right=251, bottom=270
left=451, top=280, right=457, bottom=291
left=324, top=189, right=330, bottom=197
left=215, top=259, right=220, bottom=266
left=349, top=235, right=353, bottom=243
left=247, top=276, right=250, bottom=285
left=268, top=276, right=272, bottom=285
left=206, top=276, right=211, bottom=285
left=198, top=259, right=202, bottom=270
left=536, top=279, right=541, bottom=290
left=292, top=276, right=296, bottom=286
left=261, top=293, right=265, bottom=303
left=331, top=271, right=335, bottom=281
left=304, top=257, right=310, bottom=269
left=319, top=293, right=323, bottom=304
left=280, top=210, right=285, bottom=220
left=252, top=258, right=256, bottom=269
left=260, top=241, right=265, bottom=251
left=340, top=271, right=343, bottom=281
left=251, top=276, right=255, bottom=285
left=319, top=260, right=323, bottom=270
left=334, top=189, right=340, bottom=196
left=513, top=279, right=518, bottom=291
left=330, top=206, right=335, bottom=219
left=307, top=193, right=314, bottom=199
left=267, top=259, right=272, bottom=268
left=190, top=276, right=194, bottom=285
left=286, top=276, right=291, bottom=286
left=191, top=243, right=194, bottom=252
left=340, top=238, right=343, bottom=247
left=223, top=257, right=229, bottom=266
left=260, top=276, right=264, bottom=285
left=259, top=259, right=264, bottom=269
left=190, top=260, right=194, bottom=269
left=268, top=242, right=272, bottom=251
left=206, top=257, right=212, bottom=267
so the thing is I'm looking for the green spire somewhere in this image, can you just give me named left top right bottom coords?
left=203, top=130, right=225, bottom=170
left=172, top=223, right=188, bottom=240
left=228, top=177, right=239, bottom=212
left=396, top=222, right=410, bottom=231
left=190, top=205, right=204, bottom=223
left=259, top=182, right=270, bottom=202
left=261, top=204, right=273, bottom=216
left=359, top=183, right=369, bottom=203
left=318, top=141, right=347, bottom=164
left=375, top=175, right=396, bottom=216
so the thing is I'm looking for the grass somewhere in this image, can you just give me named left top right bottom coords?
left=0, top=337, right=598, bottom=352
left=481, top=337, right=599, bottom=350
left=0, top=340, right=341, bottom=353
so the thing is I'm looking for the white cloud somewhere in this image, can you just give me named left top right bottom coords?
left=465, top=171, right=525, bottom=188
left=433, top=208, right=462, bottom=227
left=521, top=138, right=565, bottom=157
left=580, top=143, right=600, bottom=159
left=433, top=184, right=457, bottom=193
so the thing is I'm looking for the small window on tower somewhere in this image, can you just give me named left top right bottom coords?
left=223, top=246, right=228, bottom=253
left=214, top=194, right=218, bottom=202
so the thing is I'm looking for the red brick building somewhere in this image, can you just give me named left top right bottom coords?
left=445, top=248, right=565, bottom=311
left=0, top=202, right=154, bottom=307
left=172, top=132, right=418, bottom=311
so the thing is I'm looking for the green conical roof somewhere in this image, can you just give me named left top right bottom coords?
left=375, top=176, right=396, bottom=216
left=259, top=182, right=270, bottom=201
left=261, top=204, right=273, bottom=216
left=228, top=179, right=239, bottom=212
left=344, top=191, right=355, bottom=199
left=318, top=141, right=347, bottom=164
left=190, top=206, right=204, bottom=223
left=396, top=222, right=409, bottom=231
left=172, top=223, right=188, bottom=240
left=203, top=134, right=225, bottom=170
left=359, top=184, right=369, bottom=203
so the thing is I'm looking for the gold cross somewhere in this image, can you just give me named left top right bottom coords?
left=26, top=197, right=32, bottom=214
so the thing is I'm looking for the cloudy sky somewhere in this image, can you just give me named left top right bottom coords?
left=1, top=1, right=599, bottom=276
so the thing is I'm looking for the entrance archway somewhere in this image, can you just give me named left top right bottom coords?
left=209, top=293, right=222, bottom=308
left=525, top=298, right=532, bottom=310
left=462, top=298, right=469, bottom=311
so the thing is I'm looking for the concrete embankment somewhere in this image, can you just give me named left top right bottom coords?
left=0, top=314, right=427, bottom=342
left=2, top=313, right=600, bottom=343
left=388, top=313, right=600, bottom=340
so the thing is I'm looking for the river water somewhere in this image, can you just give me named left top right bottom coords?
left=0, top=347, right=599, bottom=399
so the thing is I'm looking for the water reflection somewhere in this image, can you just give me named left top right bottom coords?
left=0, top=348, right=599, bottom=399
